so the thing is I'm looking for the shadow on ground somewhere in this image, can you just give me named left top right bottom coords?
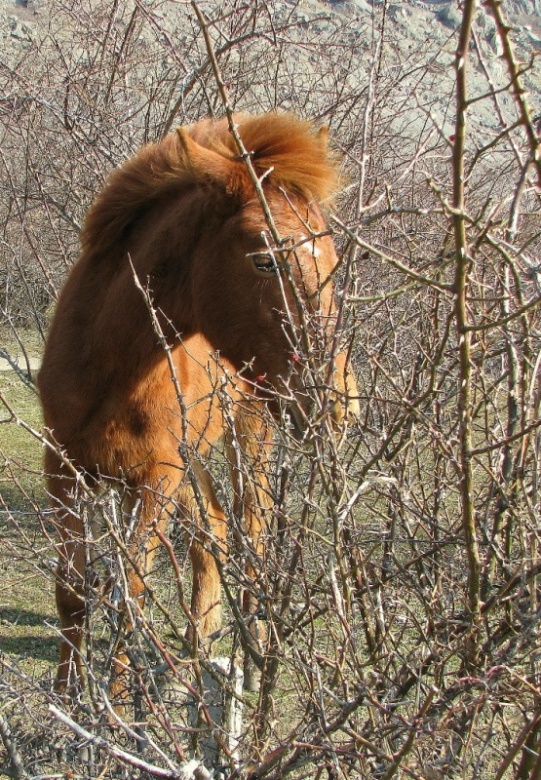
left=0, top=607, right=58, bottom=661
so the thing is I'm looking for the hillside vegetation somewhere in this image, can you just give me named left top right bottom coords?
left=1, top=1, right=541, bottom=778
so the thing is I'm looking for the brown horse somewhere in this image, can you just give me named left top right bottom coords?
left=38, top=112, right=359, bottom=697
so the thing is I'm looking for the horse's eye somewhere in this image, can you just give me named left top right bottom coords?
left=250, top=252, right=280, bottom=275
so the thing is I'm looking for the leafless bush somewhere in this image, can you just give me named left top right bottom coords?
left=1, top=0, right=541, bottom=777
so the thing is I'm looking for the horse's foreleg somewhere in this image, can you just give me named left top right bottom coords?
left=106, top=467, right=226, bottom=702
left=182, top=465, right=228, bottom=643
left=108, top=485, right=170, bottom=703
left=227, top=408, right=273, bottom=690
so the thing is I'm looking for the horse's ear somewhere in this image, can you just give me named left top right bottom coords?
left=316, top=125, right=329, bottom=153
left=177, top=127, right=231, bottom=185
left=177, top=127, right=248, bottom=200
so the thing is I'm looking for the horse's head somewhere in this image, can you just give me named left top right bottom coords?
left=179, top=113, right=360, bottom=435
left=229, top=191, right=360, bottom=435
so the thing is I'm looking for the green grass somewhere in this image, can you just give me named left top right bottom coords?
left=0, top=360, right=56, bottom=681
left=1, top=326, right=44, bottom=358
left=0, top=372, right=44, bottom=507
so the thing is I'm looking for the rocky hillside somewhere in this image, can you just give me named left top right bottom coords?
left=3, top=1, right=541, bottom=52
left=1, top=0, right=539, bottom=141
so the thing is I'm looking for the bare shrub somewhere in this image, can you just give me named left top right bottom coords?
left=1, top=0, right=541, bottom=778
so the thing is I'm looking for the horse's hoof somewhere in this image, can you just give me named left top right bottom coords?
left=53, top=677, right=83, bottom=705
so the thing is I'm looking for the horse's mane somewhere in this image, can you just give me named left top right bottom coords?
left=193, top=113, right=338, bottom=202
left=82, top=113, right=339, bottom=261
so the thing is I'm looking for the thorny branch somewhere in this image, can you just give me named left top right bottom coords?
left=1, top=1, right=541, bottom=778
